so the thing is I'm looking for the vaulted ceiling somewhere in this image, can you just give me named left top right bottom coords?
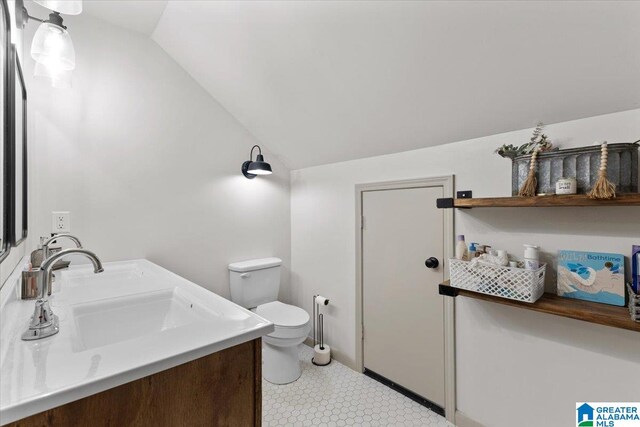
left=84, top=1, right=168, bottom=36
left=93, top=1, right=640, bottom=169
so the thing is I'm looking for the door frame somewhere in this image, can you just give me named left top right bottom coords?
left=355, top=175, right=455, bottom=422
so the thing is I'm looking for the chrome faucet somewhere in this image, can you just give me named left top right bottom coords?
left=22, top=248, right=104, bottom=341
left=40, top=234, right=83, bottom=261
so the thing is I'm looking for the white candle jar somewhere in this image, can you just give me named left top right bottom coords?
left=556, top=177, right=577, bottom=195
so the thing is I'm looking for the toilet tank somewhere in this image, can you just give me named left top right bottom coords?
left=228, top=257, right=282, bottom=309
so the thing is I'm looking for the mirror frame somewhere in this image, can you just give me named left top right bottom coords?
left=0, top=0, right=11, bottom=262
left=10, top=44, right=27, bottom=246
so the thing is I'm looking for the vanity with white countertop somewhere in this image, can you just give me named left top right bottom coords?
left=0, top=259, right=274, bottom=426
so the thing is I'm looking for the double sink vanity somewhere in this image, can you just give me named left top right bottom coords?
left=0, top=257, right=274, bottom=426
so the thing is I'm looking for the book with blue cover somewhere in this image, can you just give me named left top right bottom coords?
left=557, top=250, right=625, bottom=306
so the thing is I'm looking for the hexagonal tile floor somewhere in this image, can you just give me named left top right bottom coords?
left=263, top=345, right=454, bottom=426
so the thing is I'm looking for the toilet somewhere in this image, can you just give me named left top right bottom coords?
left=228, top=257, right=311, bottom=384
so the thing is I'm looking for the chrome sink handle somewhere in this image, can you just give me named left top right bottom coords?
left=40, top=234, right=83, bottom=260
left=22, top=249, right=104, bottom=341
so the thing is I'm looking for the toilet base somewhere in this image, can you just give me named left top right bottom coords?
left=262, top=341, right=302, bottom=385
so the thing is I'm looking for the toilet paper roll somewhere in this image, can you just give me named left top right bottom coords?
left=313, top=344, right=331, bottom=366
left=315, top=295, right=329, bottom=306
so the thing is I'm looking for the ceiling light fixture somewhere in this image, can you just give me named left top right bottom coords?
left=242, top=145, right=273, bottom=179
left=34, top=1, right=82, bottom=16
left=16, top=0, right=80, bottom=84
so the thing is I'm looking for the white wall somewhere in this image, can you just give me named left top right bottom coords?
left=21, top=12, right=291, bottom=300
left=290, top=109, right=640, bottom=426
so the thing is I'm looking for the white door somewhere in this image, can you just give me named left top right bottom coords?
left=362, top=186, right=445, bottom=407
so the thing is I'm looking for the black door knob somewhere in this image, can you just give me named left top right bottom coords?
left=424, top=257, right=439, bottom=269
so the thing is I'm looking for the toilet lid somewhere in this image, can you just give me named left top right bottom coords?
left=256, top=301, right=309, bottom=328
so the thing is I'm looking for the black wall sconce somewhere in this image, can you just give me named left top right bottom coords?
left=242, top=145, right=273, bottom=179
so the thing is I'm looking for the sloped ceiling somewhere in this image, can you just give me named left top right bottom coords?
left=84, top=0, right=168, bottom=36
left=115, top=2, right=640, bottom=168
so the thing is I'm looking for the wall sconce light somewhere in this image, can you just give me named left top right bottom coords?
left=16, top=0, right=81, bottom=83
left=34, top=1, right=83, bottom=16
left=242, top=145, right=273, bottom=179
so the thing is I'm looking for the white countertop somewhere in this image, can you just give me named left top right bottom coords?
left=0, top=259, right=274, bottom=425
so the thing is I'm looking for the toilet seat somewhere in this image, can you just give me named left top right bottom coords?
left=256, top=301, right=310, bottom=339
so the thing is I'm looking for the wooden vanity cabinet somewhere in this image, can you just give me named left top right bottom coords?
left=8, top=338, right=262, bottom=427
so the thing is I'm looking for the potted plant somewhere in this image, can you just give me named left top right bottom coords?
left=495, top=122, right=556, bottom=159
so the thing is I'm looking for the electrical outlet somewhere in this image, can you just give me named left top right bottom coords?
left=52, top=211, right=70, bottom=233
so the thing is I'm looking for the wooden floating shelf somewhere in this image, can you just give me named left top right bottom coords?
left=437, top=193, right=640, bottom=209
left=439, top=280, right=640, bottom=333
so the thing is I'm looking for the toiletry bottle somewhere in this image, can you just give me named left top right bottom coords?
left=468, top=243, right=477, bottom=259
left=524, top=244, right=540, bottom=270
left=496, top=250, right=509, bottom=266
left=456, top=235, right=468, bottom=261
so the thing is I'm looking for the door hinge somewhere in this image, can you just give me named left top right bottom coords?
left=362, top=324, right=365, bottom=340
left=361, top=216, right=365, bottom=230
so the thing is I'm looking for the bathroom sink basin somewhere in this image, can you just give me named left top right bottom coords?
left=72, top=289, right=211, bottom=351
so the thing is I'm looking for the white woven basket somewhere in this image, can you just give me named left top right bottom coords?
left=449, top=259, right=546, bottom=303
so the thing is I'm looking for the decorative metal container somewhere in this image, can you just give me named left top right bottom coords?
left=511, top=142, right=638, bottom=196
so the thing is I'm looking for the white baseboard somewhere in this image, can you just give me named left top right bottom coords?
left=455, top=411, right=485, bottom=427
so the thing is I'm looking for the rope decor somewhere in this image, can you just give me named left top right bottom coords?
left=518, top=148, right=539, bottom=197
left=588, top=142, right=616, bottom=199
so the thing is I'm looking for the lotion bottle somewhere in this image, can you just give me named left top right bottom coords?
left=524, top=244, right=540, bottom=270
left=468, top=242, right=477, bottom=259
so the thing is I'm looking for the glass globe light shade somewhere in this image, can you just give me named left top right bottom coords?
left=31, top=22, right=76, bottom=71
left=34, top=61, right=72, bottom=89
left=34, top=1, right=83, bottom=15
